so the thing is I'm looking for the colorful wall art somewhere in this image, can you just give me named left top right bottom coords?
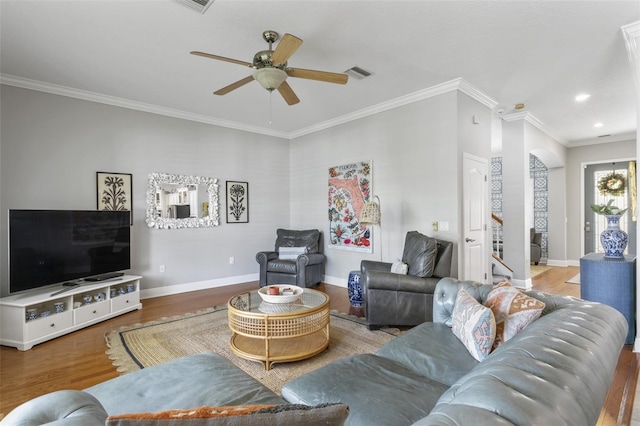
left=328, top=161, right=373, bottom=253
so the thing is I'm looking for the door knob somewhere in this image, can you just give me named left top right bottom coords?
left=465, top=238, right=475, bottom=243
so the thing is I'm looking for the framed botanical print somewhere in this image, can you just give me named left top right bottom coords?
left=226, top=181, right=249, bottom=223
left=328, top=161, right=373, bottom=253
left=97, top=172, right=133, bottom=224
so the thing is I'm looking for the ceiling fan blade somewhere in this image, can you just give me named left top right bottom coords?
left=286, top=67, right=348, bottom=84
left=277, top=81, right=300, bottom=105
left=271, top=33, right=303, bottom=66
left=214, top=76, right=254, bottom=95
left=190, top=51, right=252, bottom=67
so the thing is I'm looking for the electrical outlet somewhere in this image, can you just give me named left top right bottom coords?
left=432, top=221, right=438, bottom=231
left=159, top=265, right=165, bottom=273
left=229, top=256, right=235, bottom=265
left=440, top=221, right=449, bottom=231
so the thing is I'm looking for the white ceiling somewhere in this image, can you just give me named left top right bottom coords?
left=1, top=0, right=638, bottom=146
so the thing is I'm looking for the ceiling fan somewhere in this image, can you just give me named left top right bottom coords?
left=191, top=30, right=349, bottom=105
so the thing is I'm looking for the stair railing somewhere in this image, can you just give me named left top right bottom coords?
left=492, top=213, right=503, bottom=258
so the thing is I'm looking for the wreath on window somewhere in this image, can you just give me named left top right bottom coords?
left=597, top=172, right=626, bottom=197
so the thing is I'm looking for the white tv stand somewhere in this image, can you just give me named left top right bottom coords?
left=0, top=275, right=142, bottom=351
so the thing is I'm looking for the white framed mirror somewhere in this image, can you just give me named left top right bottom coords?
left=145, top=173, right=219, bottom=229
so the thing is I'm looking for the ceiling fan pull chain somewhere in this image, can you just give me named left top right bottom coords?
left=269, top=91, right=273, bottom=125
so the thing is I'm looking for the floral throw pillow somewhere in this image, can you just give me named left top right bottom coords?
left=484, top=280, right=545, bottom=347
left=451, top=289, right=496, bottom=362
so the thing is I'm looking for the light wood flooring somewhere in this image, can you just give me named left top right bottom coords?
left=0, top=266, right=637, bottom=425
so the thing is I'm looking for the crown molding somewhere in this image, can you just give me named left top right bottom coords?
left=290, top=78, right=498, bottom=139
left=3, top=74, right=499, bottom=141
left=501, top=111, right=568, bottom=146
left=621, top=21, right=640, bottom=59
left=0, top=74, right=290, bottom=140
left=622, top=21, right=640, bottom=91
left=456, top=78, right=499, bottom=109
left=566, top=132, right=637, bottom=148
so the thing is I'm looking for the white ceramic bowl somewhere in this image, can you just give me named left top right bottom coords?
left=258, top=285, right=303, bottom=304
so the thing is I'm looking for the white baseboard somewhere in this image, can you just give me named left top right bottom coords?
left=322, top=275, right=348, bottom=288
left=546, top=259, right=570, bottom=267
left=140, top=273, right=259, bottom=300
left=511, top=278, right=532, bottom=290
left=140, top=273, right=349, bottom=300
left=634, top=337, right=640, bottom=353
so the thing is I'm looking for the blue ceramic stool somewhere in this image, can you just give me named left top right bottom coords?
left=347, top=270, right=363, bottom=307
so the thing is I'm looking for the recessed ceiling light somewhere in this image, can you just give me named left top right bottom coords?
left=575, top=94, right=591, bottom=102
left=514, top=103, right=525, bottom=110
left=594, top=122, right=604, bottom=128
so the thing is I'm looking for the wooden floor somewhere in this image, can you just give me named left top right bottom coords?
left=0, top=266, right=637, bottom=425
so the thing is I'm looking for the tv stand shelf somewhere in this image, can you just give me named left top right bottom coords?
left=0, top=275, right=142, bottom=351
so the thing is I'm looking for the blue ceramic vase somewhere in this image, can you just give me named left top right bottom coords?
left=347, top=271, right=363, bottom=307
left=601, top=215, right=628, bottom=258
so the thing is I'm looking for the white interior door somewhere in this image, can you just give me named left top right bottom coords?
left=463, top=153, right=489, bottom=282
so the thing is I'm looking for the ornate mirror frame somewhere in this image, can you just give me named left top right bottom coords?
left=145, top=172, right=220, bottom=229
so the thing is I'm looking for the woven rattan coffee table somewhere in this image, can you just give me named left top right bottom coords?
left=227, top=288, right=330, bottom=370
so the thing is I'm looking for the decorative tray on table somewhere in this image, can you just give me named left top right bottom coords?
left=257, top=285, right=303, bottom=304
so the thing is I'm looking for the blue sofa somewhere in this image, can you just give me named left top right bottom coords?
left=3, top=278, right=627, bottom=425
left=282, top=278, right=628, bottom=425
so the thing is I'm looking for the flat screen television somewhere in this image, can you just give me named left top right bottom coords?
left=9, top=209, right=131, bottom=294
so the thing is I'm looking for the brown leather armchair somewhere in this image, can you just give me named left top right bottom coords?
left=256, top=229, right=325, bottom=288
left=360, top=231, right=454, bottom=329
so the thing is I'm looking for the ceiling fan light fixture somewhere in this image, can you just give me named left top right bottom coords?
left=253, top=68, right=287, bottom=91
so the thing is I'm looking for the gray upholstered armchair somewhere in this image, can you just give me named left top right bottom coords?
left=256, top=229, right=325, bottom=288
left=531, top=228, right=542, bottom=265
left=360, top=231, right=454, bottom=329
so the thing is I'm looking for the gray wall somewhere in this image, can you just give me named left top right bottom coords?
left=499, top=118, right=568, bottom=286
left=1, top=85, right=290, bottom=297
left=290, top=91, right=492, bottom=283
left=565, top=139, right=636, bottom=263
left=1, top=85, right=493, bottom=296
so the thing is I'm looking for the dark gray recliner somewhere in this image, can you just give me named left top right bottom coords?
left=530, top=228, right=542, bottom=265
left=360, top=231, right=454, bottom=329
left=256, top=229, right=325, bottom=288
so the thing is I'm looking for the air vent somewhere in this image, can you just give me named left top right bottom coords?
left=344, top=66, right=374, bottom=80
left=598, top=134, right=611, bottom=138
left=174, top=0, right=214, bottom=13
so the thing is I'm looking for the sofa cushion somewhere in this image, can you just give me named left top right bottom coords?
left=105, top=403, right=348, bottom=426
left=375, top=322, right=479, bottom=386
left=423, top=298, right=628, bottom=426
left=451, top=289, right=496, bottom=361
left=282, top=354, right=449, bottom=426
left=484, top=281, right=545, bottom=347
left=85, top=353, right=285, bottom=416
left=266, top=259, right=298, bottom=274
left=1, top=390, right=108, bottom=425
left=402, top=231, right=438, bottom=277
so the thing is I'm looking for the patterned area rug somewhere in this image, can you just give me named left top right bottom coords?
left=105, top=308, right=400, bottom=394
